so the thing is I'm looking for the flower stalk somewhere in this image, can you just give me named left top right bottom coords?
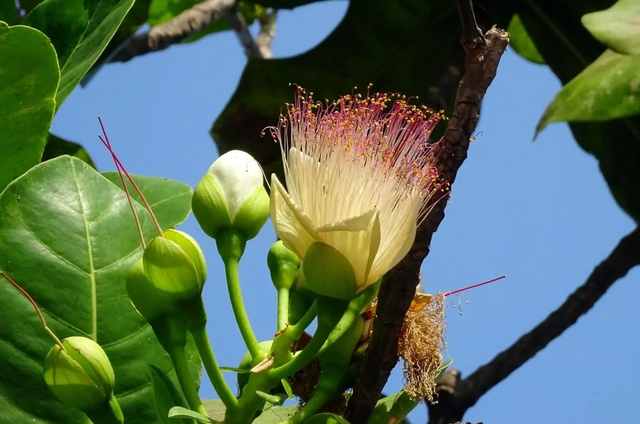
left=217, top=229, right=262, bottom=361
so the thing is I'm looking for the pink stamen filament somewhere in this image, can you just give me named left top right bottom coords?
left=1, top=272, right=66, bottom=351
left=443, top=275, right=506, bottom=297
left=97, top=117, right=163, bottom=241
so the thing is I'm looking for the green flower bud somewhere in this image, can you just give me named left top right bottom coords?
left=267, top=241, right=300, bottom=291
left=43, top=337, right=116, bottom=412
left=127, top=258, right=173, bottom=322
left=303, top=242, right=358, bottom=300
left=143, top=229, right=207, bottom=301
left=192, top=150, right=269, bottom=241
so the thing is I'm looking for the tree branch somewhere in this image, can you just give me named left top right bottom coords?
left=108, top=0, right=237, bottom=63
left=426, top=226, right=640, bottom=423
left=345, top=23, right=509, bottom=424
left=454, top=0, right=483, bottom=44
left=226, top=5, right=264, bottom=58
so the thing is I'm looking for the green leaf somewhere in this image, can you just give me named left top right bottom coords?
left=508, top=14, right=545, bottom=65
left=0, top=0, right=17, bottom=24
left=202, top=399, right=227, bottom=422
left=252, top=406, right=299, bottom=424
left=582, top=0, right=640, bottom=55
left=150, top=365, right=194, bottom=424
left=168, top=406, right=220, bottom=423
left=23, top=0, right=135, bottom=106
left=537, top=49, right=640, bottom=129
left=0, top=156, right=200, bottom=424
left=211, top=0, right=514, bottom=174
left=517, top=0, right=640, bottom=221
left=305, top=413, right=351, bottom=424
left=0, top=22, right=59, bottom=191
left=281, top=378, right=294, bottom=399
left=82, top=0, right=154, bottom=86
left=42, top=133, right=96, bottom=168
left=368, top=391, right=417, bottom=424
left=102, top=171, right=193, bottom=230
left=219, top=366, right=252, bottom=373
left=261, top=393, right=287, bottom=410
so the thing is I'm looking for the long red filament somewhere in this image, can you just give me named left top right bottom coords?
left=1, top=272, right=65, bottom=350
left=97, top=117, right=163, bottom=240
left=443, top=275, right=506, bottom=297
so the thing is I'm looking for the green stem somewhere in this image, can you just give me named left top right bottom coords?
left=228, top=371, right=270, bottom=424
left=191, top=324, right=238, bottom=411
left=268, top=297, right=347, bottom=383
left=319, top=280, right=381, bottom=355
left=284, top=368, right=343, bottom=424
left=318, top=306, right=360, bottom=356
left=224, top=256, right=262, bottom=360
left=277, top=288, right=290, bottom=331
left=268, top=324, right=332, bottom=383
left=85, top=394, right=124, bottom=424
left=169, top=346, right=208, bottom=417
left=286, top=301, right=317, bottom=340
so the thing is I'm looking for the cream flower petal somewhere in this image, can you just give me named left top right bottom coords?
left=368, top=210, right=417, bottom=281
left=208, top=150, right=263, bottom=221
left=317, top=208, right=381, bottom=288
left=270, top=175, right=321, bottom=259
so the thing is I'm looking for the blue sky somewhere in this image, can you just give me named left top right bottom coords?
left=51, top=2, right=640, bottom=423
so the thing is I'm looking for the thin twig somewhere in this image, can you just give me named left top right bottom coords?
left=226, top=5, right=264, bottom=58
left=256, top=9, right=278, bottom=59
left=345, top=23, right=509, bottom=424
left=454, top=0, right=484, bottom=44
left=109, top=0, right=237, bottom=63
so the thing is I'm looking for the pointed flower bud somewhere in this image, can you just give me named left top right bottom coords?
left=267, top=241, right=300, bottom=291
left=143, top=229, right=207, bottom=301
left=192, top=150, right=269, bottom=241
left=43, top=337, right=116, bottom=412
left=269, top=88, right=446, bottom=297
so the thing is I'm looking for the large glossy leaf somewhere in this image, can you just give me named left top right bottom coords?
left=516, top=0, right=640, bottom=221
left=582, top=0, right=640, bottom=55
left=23, top=0, right=135, bottom=106
left=0, top=156, right=199, bottom=424
left=211, top=0, right=515, bottom=174
left=42, top=133, right=97, bottom=168
left=102, top=171, right=193, bottom=229
left=537, top=49, right=640, bottom=128
left=0, top=22, right=59, bottom=192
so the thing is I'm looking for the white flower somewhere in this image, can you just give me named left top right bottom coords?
left=193, top=150, right=269, bottom=240
left=269, top=88, right=445, bottom=294
left=208, top=150, right=264, bottom=221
